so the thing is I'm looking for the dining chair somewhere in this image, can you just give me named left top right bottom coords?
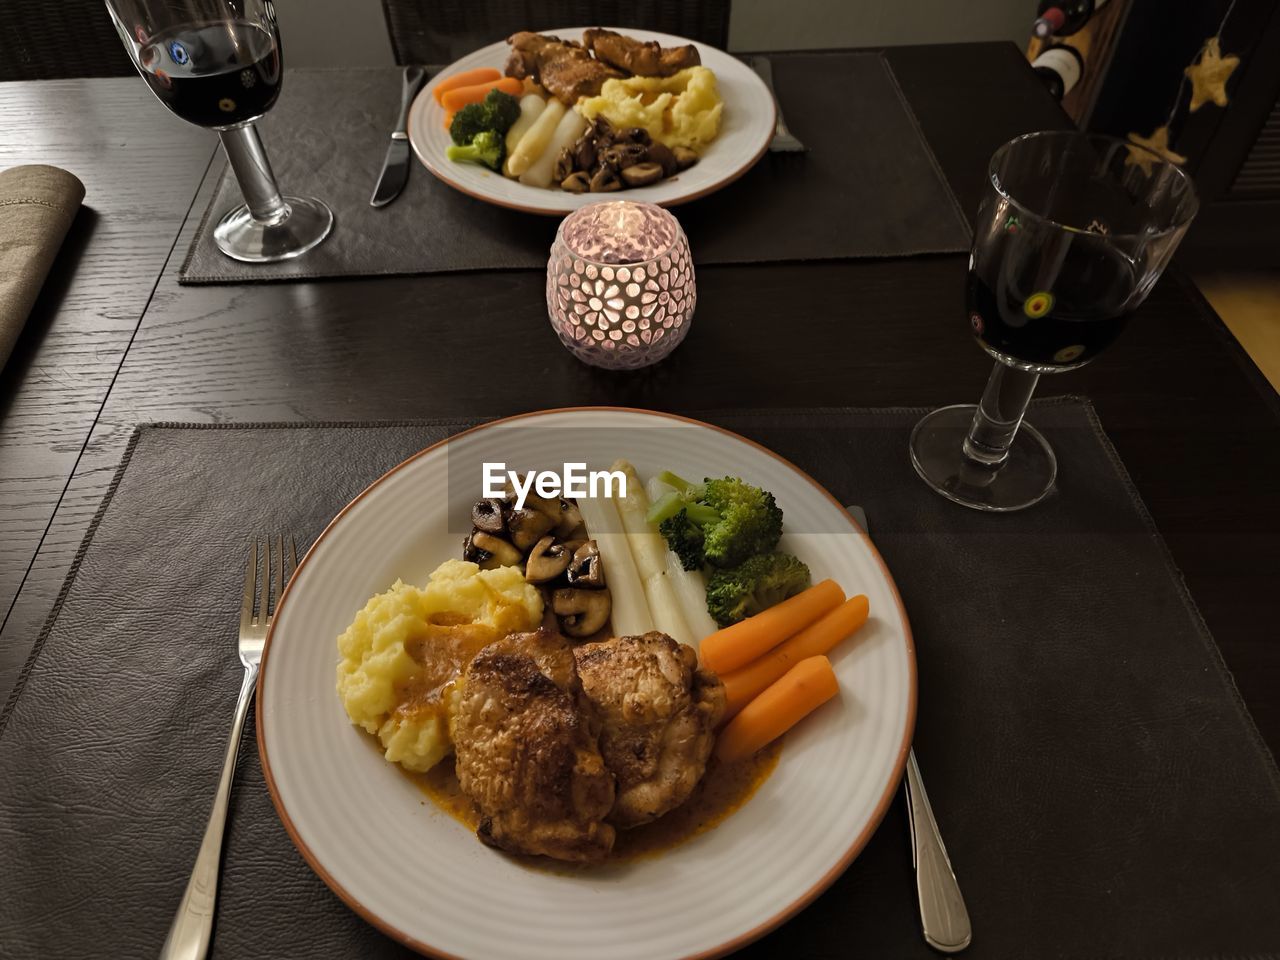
left=0, top=0, right=135, bottom=81
left=378, top=0, right=733, bottom=66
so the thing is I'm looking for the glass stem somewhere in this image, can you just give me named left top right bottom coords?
left=962, top=362, right=1040, bottom=467
left=218, top=123, right=290, bottom=225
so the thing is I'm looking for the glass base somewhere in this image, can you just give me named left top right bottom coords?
left=909, top=404, right=1057, bottom=512
left=213, top=196, right=333, bottom=263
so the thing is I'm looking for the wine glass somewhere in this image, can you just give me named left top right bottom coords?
left=910, top=131, right=1198, bottom=511
left=104, top=0, right=332, bottom=263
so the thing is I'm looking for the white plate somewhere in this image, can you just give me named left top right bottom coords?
left=407, top=28, right=776, bottom=215
left=259, top=408, right=916, bottom=959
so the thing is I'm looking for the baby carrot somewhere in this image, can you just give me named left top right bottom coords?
left=721, top=594, right=869, bottom=719
left=440, top=76, right=522, bottom=112
left=700, top=579, right=844, bottom=675
left=443, top=109, right=455, bottom=130
left=715, top=656, right=839, bottom=764
left=432, top=67, right=502, bottom=105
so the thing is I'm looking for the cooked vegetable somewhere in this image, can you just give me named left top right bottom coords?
left=519, top=108, right=588, bottom=189
left=449, top=89, right=522, bottom=146
left=503, top=94, right=547, bottom=177
left=463, top=530, right=522, bottom=569
left=440, top=75, right=522, bottom=112
left=446, top=129, right=505, bottom=171
left=553, top=587, right=613, bottom=638
left=651, top=472, right=784, bottom=570
left=576, top=493, right=652, bottom=636
left=700, top=579, right=845, bottom=675
left=433, top=67, right=502, bottom=105
left=566, top=540, right=604, bottom=587
left=721, top=594, right=869, bottom=718
left=472, top=498, right=505, bottom=534
left=507, top=97, right=566, bottom=177
left=525, top=535, right=572, bottom=583
left=610, top=460, right=698, bottom=645
left=715, top=656, right=839, bottom=764
left=442, top=109, right=455, bottom=131
left=705, top=552, right=812, bottom=628
left=506, top=506, right=556, bottom=552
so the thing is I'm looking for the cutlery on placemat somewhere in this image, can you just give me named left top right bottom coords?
left=370, top=65, right=427, bottom=208
left=745, top=55, right=806, bottom=153
left=160, top=535, right=298, bottom=960
left=847, top=505, right=971, bottom=954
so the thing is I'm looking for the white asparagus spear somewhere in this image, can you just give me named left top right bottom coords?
left=519, top=108, right=587, bottom=189
left=611, top=460, right=711, bottom=646
left=576, top=493, right=652, bottom=637
left=503, top=94, right=547, bottom=177
left=507, top=97, right=565, bottom=176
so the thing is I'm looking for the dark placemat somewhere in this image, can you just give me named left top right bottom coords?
left=3, top=400, right=1278, bottom=959
left=179, top=54, right=970, bottom=283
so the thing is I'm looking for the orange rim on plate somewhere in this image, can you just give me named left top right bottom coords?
left=257, top=407, right=917, bottom=959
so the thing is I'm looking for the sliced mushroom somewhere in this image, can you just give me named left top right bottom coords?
left=620, top=127, right=651, bottom=145
left=589, top=165, right=621, bottom=193
left=672, top=146, right=699, bottom=171
left=561, top=171, right=590, bottom=193
left=555, top=498, right=583, bottom=538
left=524, top=492, right=563, bottom=526
left=553, top=146, right=575, bottom=183
left=601, top=143, right=648, bottom=170
left=524, top=535, right=572, bottom=583
left=553, top=586, right=612, bottom=638
left=566, top=540, right=604, bottom=588
left=471, top=498, right=506, bottom=534
left=559, top=536, right=588, bottom=556
left=572, top=134, right=597, bottom=172
left=465, top=531, right=522, bottom=569
left=506, top=507, right=555, bottom=551
left=646, top=141, right=677, bottom=177
left=621, top=162, right=664, bottom=187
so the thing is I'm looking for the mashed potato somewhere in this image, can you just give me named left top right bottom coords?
left=336, top=559, right=542, bottom=772
left=576, top=66, right=723, bottom=151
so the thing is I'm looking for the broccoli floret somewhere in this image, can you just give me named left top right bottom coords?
left=651, top=472, right=785, bottom=569
left=446, top=130, right=504, bottom=171
left=701, top=477, right=784, bottom=568
left=449, top=89, right=521, bottom=146
left=659, top=509, right=707, bottom=571
left=705, top=552, right=811, bottom=627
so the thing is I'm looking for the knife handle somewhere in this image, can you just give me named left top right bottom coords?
left=393, top=66, right=427, bottom=138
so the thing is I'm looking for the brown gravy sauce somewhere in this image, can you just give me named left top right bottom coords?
left=405, top=739, right=782, bottom=866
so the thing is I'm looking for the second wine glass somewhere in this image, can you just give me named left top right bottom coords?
left=105, top=0, right=332, bottom=263
left=910, top=131, right=1198, bottom=512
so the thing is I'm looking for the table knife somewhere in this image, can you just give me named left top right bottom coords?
left=370, top=66, right=427, bottom=208
left=847, top=504, right=972, bottom=954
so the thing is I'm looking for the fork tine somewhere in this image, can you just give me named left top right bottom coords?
left=240, top=538, right=258, bottom=634
left=258, top=534, right=272, bottom=625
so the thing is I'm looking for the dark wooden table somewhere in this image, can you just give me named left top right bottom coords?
left=2, top=39, right=1278, bottom=769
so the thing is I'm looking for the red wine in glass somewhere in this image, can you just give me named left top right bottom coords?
left=138, top=20, right=281, bottom=128
left=967, top=240, right=1137, bottom=370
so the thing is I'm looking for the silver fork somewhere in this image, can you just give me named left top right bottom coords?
left=160, top=534, right=298, bottom=960
left=745, top=55, right=806, bottom=153
left=847, top=505, right=971, bottom=953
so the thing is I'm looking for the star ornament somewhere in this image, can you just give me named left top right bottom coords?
left=1185, top=37, right=1239, bottom=112
left=1125, top=127, right=1188, bottom=177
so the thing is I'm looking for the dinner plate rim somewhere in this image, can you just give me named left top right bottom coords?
left=407, top=27, right=777, bottom=216
left=256, top=406, right=917, bottom=959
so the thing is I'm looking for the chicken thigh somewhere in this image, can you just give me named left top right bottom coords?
left=574, top=632, right=725, bottom=827
left=452, top=628, right=616, bottom=861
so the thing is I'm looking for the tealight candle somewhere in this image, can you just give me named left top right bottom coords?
left=546, top=200, right=695, bottom=370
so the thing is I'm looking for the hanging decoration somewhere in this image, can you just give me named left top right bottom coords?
left=1125, top=0, right=1240, bottom=174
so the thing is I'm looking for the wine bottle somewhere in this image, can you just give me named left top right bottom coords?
left=1031, top=44, right=1084, bottom=100
left=1033, top=0, right=1109, bottom=38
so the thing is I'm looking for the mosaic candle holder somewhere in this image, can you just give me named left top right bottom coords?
left=547, top=201, right=695, bottom=370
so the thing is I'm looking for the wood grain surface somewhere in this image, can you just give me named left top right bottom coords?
left=0, top=78, right=214, bottom=652
left=1, top=48, right=1277, bottom=765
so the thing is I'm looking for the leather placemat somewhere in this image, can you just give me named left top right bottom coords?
left=178, top=54, right=970, bottom=283
left=2, top=400, right=1278, bottom=959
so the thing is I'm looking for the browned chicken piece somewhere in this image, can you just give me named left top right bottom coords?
left=582, top=28, right=701, bottom=77
left=504, top=31, right=623, bottom=104
left=452, top=627, right=616, bottom=861
left=574, top=632, right=725, bottom=828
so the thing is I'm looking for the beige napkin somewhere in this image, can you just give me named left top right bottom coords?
left=0, top=165, right=85, bottom=371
